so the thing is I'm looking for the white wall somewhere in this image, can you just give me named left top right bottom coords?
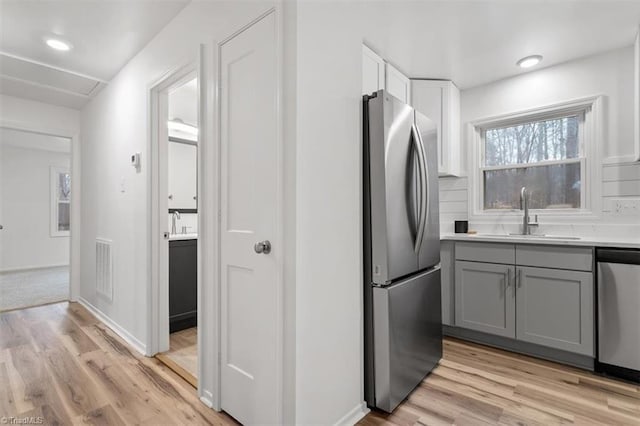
left=462, top=46, right=634, bottom=161
left=0, top=135, right=70, bottom=271
left=293, top=2, right=421, bottom=424
left=441, top=46, right=640, bottom=235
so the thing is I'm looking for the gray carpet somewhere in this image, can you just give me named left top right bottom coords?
left=0, top=266, right=69, bottom=312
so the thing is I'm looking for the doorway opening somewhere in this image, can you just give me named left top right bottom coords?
left=0, top=127, right=72, bottom=312
left=150, top=70, right=200, bottom=387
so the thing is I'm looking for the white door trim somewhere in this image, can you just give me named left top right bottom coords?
left=198, top=40, right=221, bottom=409
left=146, top=63, right=198, bottom=353
left=0, top=119, right=80, bottom=302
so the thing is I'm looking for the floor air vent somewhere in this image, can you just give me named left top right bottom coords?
left=96, top=238, right=113, bottom=301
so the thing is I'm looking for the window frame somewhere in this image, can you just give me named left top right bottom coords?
left=468, top=96, right=603, bottom=223
left=50, top=165, right=71, bottom=237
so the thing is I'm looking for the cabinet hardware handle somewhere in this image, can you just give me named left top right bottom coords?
left=506, top=269, right=512, bottom=288
left=517, top=269, right=523, bottom=288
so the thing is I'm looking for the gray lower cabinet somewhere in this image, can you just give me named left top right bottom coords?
left=169, top=239, right=197, bottom=333
left=455, top=261, right=515, bottom=338
left=448, top=241, right=595, bottom=359
left=516, top=266, right=594, bottom=356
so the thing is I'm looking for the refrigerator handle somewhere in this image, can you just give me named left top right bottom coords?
left=411, top=123, right=428, bottom=253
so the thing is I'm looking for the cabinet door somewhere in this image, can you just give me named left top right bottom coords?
left=455, top=261, right=515, bottom=338
left=385, top=63, right=411, bottom=104
left=516, top=266, right=594, bottom=356
left=411, top=80, right=461, bottom=176
left=362, top=45, right=385, bottom=96
left=411, top=81, right=444, bottom=172
left=168, top=142, right=197, bottom=209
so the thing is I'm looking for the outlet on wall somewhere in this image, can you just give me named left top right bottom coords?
left=608, top=198, right=640, bottom=215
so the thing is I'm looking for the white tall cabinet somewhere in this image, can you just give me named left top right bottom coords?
left=385, top=63, right=411, bottom=104
left=362, top=45, right=411, bottom=104
left=168, top=141, right=197, bottom=210
left=362, top=45, right=385, bottom=96
left=412, top=80, right=462, bottom=176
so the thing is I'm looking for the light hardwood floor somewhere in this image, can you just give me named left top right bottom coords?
left=157, top=327, right=198, bottom=388
left=2, top=302, right=638, bottom=425
left=361, top=338, right=640, bottom=426
left=0, top=302, right=236, bottom=425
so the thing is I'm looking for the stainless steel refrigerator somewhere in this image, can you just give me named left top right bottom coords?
left=363, top=89, right=442, bottom=413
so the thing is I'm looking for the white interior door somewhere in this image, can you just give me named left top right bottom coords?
left=219, top=11, right=280, bottom=425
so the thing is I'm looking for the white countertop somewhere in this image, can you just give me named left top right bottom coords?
left=168, top=233, right=198, bottom=241
left=441, top=233, right=640, bottom=249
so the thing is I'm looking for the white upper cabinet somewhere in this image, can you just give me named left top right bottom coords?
left=168, top=141, right=197, bottom=210
left=362, top=45, right=385, bottom=96
left=385, top=63, right=411, bottom=104
left=411, top=80, right=462, bottom=176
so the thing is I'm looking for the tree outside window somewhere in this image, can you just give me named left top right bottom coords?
left=482, top=114, right=583, bottom=210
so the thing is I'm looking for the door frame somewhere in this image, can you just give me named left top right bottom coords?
left=147, top=54, right=221, bottom=408
left=0, top=119, right=80, bottom=302
left=146, top=64, right=198, bottom=351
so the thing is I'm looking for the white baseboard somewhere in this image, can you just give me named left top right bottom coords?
left=334, top=401, right=370, bottom=426
left=78, top=297, right=147, bottom=355
left=0, top=263, right=69, bottom=274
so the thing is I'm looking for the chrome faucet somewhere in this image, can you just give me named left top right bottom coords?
left=171, top=211, right=181, bottom=235
left=520, top=187, right=538, bottom=235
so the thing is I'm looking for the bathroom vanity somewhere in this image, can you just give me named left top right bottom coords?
left=169, top=236, right=197, bottom=332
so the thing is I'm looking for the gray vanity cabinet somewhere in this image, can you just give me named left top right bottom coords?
left=455, top=261, right=516, bottom=338
left=515, top=266, right=594, bottom=356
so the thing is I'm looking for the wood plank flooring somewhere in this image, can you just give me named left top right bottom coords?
left=0, top=302, right=236, bottom=425
left=2, top=302, right=638, bottom=425
left=157, top=327, right=198, bottom=388
left=360, top=338, right=640, bottom=426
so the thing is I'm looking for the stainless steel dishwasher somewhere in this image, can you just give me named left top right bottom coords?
left=596, top=248, right=640, bottom=383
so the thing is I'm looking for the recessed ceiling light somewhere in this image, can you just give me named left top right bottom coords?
left=45, top=38, right=72, bottom=51
left=517, top=55, right=542, bottom=69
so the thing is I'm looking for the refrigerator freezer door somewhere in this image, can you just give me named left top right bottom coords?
left=372, top=267, right=442, bottom=412
left=367, top=91, right=420, bottom=284
left=415, top=110, right=441, bottom=270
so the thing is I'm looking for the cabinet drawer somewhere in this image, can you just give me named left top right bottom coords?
left=516, top=245, right=593, bottom=271
left=455, top=242, right=515, bottom=264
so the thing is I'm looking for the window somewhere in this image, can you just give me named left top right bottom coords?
left=470, top=96, right=602, bottom=219
left=51, top=167, right=71, bottom=236
left=482, top=114, right=584, bottom=210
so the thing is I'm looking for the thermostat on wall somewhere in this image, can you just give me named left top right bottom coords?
left=131, top=152, right=141, bottom=170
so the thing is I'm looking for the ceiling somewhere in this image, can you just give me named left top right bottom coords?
left=0, top=0, right=189, bottom=109
left=1, top=1, right=639, bottom=110
left=362, top=1, right=640, bottom=89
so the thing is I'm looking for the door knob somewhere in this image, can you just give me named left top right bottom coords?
left=254, top=240, right=271, bottom=254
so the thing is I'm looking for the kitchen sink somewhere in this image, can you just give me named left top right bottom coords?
left=478, top=234, right=582, bottom=240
